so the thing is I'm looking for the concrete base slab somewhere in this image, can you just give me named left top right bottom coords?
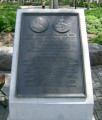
left=7, top=114, right=95, bottom=120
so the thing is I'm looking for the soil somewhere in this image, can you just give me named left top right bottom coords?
left=87, top=34, right=98, bottom=42
left=0, top=32, right=14, bottom=47
left=0, top=32, right=98, bottom=47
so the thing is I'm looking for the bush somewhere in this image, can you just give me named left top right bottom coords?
left=70, top=2, right=102, bottom=8
left=0, top=5, right=21, bottom=10
left=59, top=1, right=69, bottom=5
left=85, top=8, right=102, bottom=18
left=77, top=2, right=88, bottom=7
left=69, top=2, right=88, bottom=7
left=85, top=9, right=102, bottom=34
left=24, top=2, right=33, bottom=5
left=90, top=3, right=102, bottom=8
left=0, top=1, right=21, bottom=6
left=0, top=5, right=21, bottom=32
left=45, top=1, right=49, bottom=5
left=0, top=11, right=16, bottom=32
left=90, top=33, right=102, bottom=45
left=24, top=2, right=40, bottom=6
left=85, top=15, right=102, bottom=34
left=69, top=2, right=73, bottom=6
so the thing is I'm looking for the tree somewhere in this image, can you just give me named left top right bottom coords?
left=73, top=0, right=75, bottom=7
left=87, top=0, right=90, bottom=10
left=49, top=0, right=58, bottom=8
left=21, top=0, right=24, bottom=5
left=53, top=0, right=58, bottom=8
left=41, top=0, right=43, bottom=5
left=49, top=0, right=53, bottom=8
left=99, top=0, right=101, bottom=8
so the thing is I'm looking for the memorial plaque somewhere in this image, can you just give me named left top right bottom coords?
left=16, top=13, right=85, bottom=97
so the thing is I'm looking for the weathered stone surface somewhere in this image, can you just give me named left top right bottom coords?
left=89, top=43, right=102, bottom=66
left=0, top=47, right=13, bottom=71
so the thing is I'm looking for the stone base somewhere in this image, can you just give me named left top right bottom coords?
left=7, top=115, right=95, bottom=120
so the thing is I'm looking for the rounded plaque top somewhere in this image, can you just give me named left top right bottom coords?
left=53, top=16, right=71, bottom=33
left=30, top=17, right=49, bottom=33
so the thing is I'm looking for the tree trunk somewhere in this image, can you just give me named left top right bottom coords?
left=53, top=0, right=58, bottom=8
left=41, top=0, right=43, bottom=5
left=19, top=0, right=24, bottom=5
left=99, top=0, right=100, bottom=8
left=49, top=0, right=58, bottom=9
left=73, top=0, right=75, bottom=7
left=22, top=0, right=24, bottom=5
left=49, top=0, right=53, bottom=8
left=87, top=0, right=90, bottom=10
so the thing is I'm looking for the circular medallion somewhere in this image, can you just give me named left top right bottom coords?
left=30, top=17, right=49, bottom=33
left=53, top=17, right=71, bottom=33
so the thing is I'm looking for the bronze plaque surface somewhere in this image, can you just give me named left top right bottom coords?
left=16, top=13, right=85, bottom=97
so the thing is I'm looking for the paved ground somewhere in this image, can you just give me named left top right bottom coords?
left=92, top=65, right=102, bottom=120
left=0, top=65, right=102, bottom=120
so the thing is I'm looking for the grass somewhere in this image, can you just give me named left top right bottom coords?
left=90, top=33, right=102, bottom=45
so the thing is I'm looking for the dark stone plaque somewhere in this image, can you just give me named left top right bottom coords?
left=16, top=13, right=85, bottom=97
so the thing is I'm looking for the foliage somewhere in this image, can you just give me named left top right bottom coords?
left=24, top=2, right=34, bottom=5
left=23, top=1, right=49, bottom=6
left=70, top=2, right=102, bottom=8
left=69, top=2, right=73, bottom=6
left=0, top=1, right=21, bottom=5
left=0, top=5, right=21, bottom=10
left=70, top=2, right=88, bottom=7
left=85, top=9, right=102, bottom=34
left=59, top=0, right=69, bottom=5
left=85, top=15, right=102, bottom=34
left=45, top=0, right=49, bottom=5
left=90, top=3, right=102, bottom=8
left=0, top=11, right=16, bottom=32
left=85, top=8, right=102, bottom=18
left=0, top=5, right=21, bottom=32
left=24, top=2, right=41, bottom=6
left=90, top=33, right=102, bottom=45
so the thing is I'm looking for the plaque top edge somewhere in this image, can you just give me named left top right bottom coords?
left=17, top=9, right=84, bottom=14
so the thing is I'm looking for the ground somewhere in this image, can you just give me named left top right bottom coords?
left=0, top=32, right=14, bottom=47
left=0, top=32, right=98, bottom=47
